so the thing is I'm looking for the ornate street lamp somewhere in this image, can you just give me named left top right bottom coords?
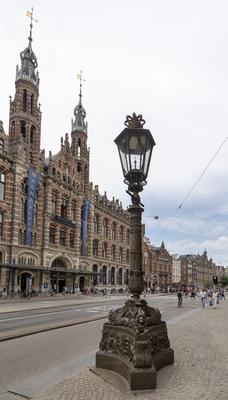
left=96, top=113, right=174, bottom=391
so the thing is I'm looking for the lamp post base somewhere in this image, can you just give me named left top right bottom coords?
left=96, top=299, right=174, bottom=390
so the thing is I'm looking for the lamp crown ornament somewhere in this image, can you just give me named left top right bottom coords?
left=124, top=113, right=146, bottom=128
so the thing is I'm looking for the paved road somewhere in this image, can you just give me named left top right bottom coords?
left=0, top=295, right=202, bottom=398
left=0, top=295, right=200, bottom=332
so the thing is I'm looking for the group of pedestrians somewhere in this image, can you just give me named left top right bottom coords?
left=177, top=287, right=226, bottom=308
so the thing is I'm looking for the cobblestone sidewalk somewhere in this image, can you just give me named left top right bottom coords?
left=34, top=300, right=228, bottom=400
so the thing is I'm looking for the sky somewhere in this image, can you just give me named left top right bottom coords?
left=1, top=0, right=228, bottom=265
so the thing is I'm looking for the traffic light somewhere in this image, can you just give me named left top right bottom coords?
left=213, top=276, right=218, bottom=285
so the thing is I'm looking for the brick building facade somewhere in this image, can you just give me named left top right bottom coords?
left=143, top=239, right=173, bottom=291
left=0, top=20, right=130, bottom=296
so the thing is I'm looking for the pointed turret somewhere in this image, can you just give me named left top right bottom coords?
left=9, top=9, right=41, bottom=168
left=16, top=8, right=39, bottom=87
left=71, top=72, right=87, bottom=134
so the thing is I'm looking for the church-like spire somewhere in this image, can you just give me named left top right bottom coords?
left=71, top=71, right=87, bottom=133
left=16, top=8, right=39, bottom=87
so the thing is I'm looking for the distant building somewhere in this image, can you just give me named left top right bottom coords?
left=143, top=240, right=173, bottom=291
left=179, top=250, right=215, bottom=288
left=172, top=254, right=181, bottom=286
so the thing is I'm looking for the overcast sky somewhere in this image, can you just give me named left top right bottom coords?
left=1, top=0, right=228, bottom=265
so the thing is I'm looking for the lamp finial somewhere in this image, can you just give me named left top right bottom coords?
left=124, top=113, right=145, bottom=128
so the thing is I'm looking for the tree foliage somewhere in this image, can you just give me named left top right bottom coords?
left=220, top=275, right=228, bottom=286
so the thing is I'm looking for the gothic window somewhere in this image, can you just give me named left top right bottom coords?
left=30, top=126, right=36, bottom=146
left=51, top=193, right=57, bottom=216
left=49, top=227, right=56, bottom=244
left=22, top=90, right=27, bottom=112
left=126, top=229, right=130, bottom=245
left=11, top=121, right=15, bottom=139
left=77, top=162, right=81, bottom=173
left=30, top=94, right=34, bottom=115
left=102, top=266, right=107, bottom=284
left=126, top=269, right=129, bottom=285
left=0, top=172, right=5, bottom=201
left=93, top=239, right=99, bottom=256
left=119, top=268, right=123, bottom=285
left=71, top=201, right=77, bottom=221
left=103, top=219, right=108, bottom=237
left=20, top=120, right=26, bottom=139
left=52, top=258, right=67, bottom=269
left=111, top=244, right=116, bottom=260
left=0, top=138, right=4, bottom=150
left=61, top=197, right=68, bottom=219
left=119, top=226, right=124, bottom=242
left=0, top=210, right=3, bottom=239
left=94, top=214, right=99, bottom=234
left=111, top=267, right=115, bottom=285
left=119, top=247, right=123, bottom=262
left=70, top=232, right=75, bottom=248
left=93, top=265, right=98, bottom=286
left=126, top=249, right=130, bottom=263
left=102, top=242, right=107, bottom=258
left=59, top=229, right=66, bottom=246
left=111, top=222, right=116, bottom=240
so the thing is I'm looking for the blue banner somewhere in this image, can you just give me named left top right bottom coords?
left=26, top=167, right=39, bottom=245
left=81, top=198, right=90, bottom=256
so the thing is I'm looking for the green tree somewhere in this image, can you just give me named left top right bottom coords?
left=220, top=275, right=228, bottom=286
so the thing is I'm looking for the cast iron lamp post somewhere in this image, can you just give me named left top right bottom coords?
left=96, top=113, right=174, bottom=390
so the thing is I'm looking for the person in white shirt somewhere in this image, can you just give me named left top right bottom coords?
left=200, top=289, right=206, bottom=308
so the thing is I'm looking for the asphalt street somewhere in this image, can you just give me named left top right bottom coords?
left=0, top=295, right=203, bottom=399
left=0, top=295, right=199, bottom=333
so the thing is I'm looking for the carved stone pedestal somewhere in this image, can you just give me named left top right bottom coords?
left=96, top=299, right=174, bottom=390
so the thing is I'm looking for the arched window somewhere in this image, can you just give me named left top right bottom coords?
left=111, top=222, right=116, bottom=240
left=93, top=265, right=98, bottom=286
left=0, top=210, right=3, bottom=239
left=94, top=214, right=99, bottom=234
left=119, top=268, right=123, bottom=285
left=77, top=162, right=81, bottom=173
left=102, top=266, right=107, bottom=284
left=22, top=90, right=27, bottom=112
left=52, top=258, right=67, bottom=269
left=102, top=242, right=107, bottom=258
left=126, top=229, right=130, bottom=245
left=111, top=267, right=115, bottom=285
left=111, top=244, right=116, bottom=260
left=0, top=171, right=5, bottom=201
left=59, top=229, right=66, bottom=246
left=93, top=239, right=99, bottom=256
left=30, top=93, right=34, bottom=115
left=11, top=121, right=16, bottom=139
left=20, top=120, right=26, bottom=139
left=119, top=226, right=124, bottom=242
left=126, top=249, right=130, bottom=263
left=51, top=193, right=57, bottom=216
left=119, top=247, right=123, bottom=262
left=0, top=138, right=4, bottom=150
left=30, top=125, right=36, bottom=146
left=103, top=218, right=108, bottom=237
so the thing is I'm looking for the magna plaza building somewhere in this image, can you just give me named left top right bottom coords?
left=0, top=22, right=130, bottom=296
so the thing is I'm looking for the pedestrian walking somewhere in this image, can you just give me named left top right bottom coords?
left=200, top=289, right=206, bottom=308
left=212, top=290, right=218, bottom=308
left=177, top=290, right=183, bottom=308
left=220, top=288, right=226, bottom=300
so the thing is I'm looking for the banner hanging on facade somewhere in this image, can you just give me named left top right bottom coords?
left=81, top=197, right=90, bottom=256
left=26, top=167, right=39, bottom=245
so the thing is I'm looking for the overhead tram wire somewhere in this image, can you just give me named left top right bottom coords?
left=146, top=137, right=228, bottom=229
left=177, top=136, right=228, bottom=211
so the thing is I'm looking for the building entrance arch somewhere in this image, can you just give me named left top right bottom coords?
left=79, top=276, right=85, bottom=292
left=51, top=258, right=67, bottom=293
left=21, top=272, right=32, bottom=294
